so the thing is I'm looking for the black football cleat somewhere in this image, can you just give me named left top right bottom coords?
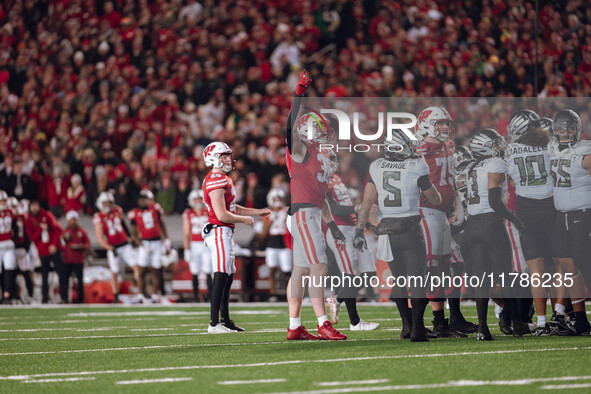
left=400, top=321, right=412, bottom=339
left=222, top=320, right=245, bottom=332
left=424, top=327, right=438, bottom=339
left=498, top=310, right=513, bottom=335
left=512, top=321, right=531, bottom=338
left=476, top=324, right=493, bottom=341
left=432, top=319, right=467, bottom=338
left=450, top=317, right=478, bottom=334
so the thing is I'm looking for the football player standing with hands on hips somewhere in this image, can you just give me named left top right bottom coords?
left=202, top=142, right=271, bottom=333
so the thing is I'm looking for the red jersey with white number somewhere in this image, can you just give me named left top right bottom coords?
left=0, top=209, right=14, bottom=242
left=289, top=141, right=331, bottom=207
left=418, top=140, right=456, bottom=212
left=93, top=206, right=128, bottom=246
left=203, top=172, right=236, bottom=228
left=328, top=174, right=357, bottom=226
left=183, top=207, right=209, bottom=241
left=13, top=213, right=28, bottom=247
left=128, top=204, right=164, bottom=240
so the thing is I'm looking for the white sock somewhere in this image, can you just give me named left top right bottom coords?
left=537, top=315, right=547, bottom=327
left=289, top=317, right=301, bottom=330
left=555, top=304, right=565, bottom=315
left=317, top=315, right=329, bottom=326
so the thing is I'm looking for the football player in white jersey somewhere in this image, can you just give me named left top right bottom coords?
left=463, top=128, right=530, bottom=340
left=548, top=109, right=591, bottom=336
left=324, top=149, right=379, bottom=331
left=355, top=130, right=442, bottom=342
left=506, top=110, right=563, bottom=336
left=262, top=188, right=291, bottom=296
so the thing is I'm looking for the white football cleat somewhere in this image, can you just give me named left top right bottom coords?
left=208, top=323, right=238, bottom=334
left=350, top=319, right=379, bottom=331
left=327, top=297, right=341, bottom=324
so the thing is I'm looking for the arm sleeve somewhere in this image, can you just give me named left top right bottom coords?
left=326, top=193, right=356, bottom=216
left=286, top=95, right=304, bottom=154
left=417, top=175, right=433, bottom=191
left=488, top=187, right=518, bottom=221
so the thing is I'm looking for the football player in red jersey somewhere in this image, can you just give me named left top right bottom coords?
left=202, top=141, right=271, bottom=333
left=285, top=71, right=348, bottom=341
left=129, top=190, right=170, bottom=300
left=26, top=199, right=65, bottom=303
left=416, top=107, right=476, bottom=337
left=10, top=198, right=34, bottom=303
left=93, top=191, right=139, bottom=302
left=183, top=189, right=212, bottom=302
left=0, top=191, right=17, bottom=303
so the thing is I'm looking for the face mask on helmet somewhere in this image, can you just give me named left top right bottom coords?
left=553, top=109, right=582, bottom=145
left=417, top=107, right=453, bottom=142
left=469, top=129, right=507, bottom=159
left=296, top=112, right=335, bottom=144
left=453, top=146, right=474, bottom=167
left=383, top=131, right=419, bottom=161
left=203, top=142, right=234, bottom=173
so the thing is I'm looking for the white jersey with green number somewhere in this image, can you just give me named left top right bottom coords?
left=548, top=139, right=591, bottom=212
left=506, top=143, right=553, bottom=199
left=369, top=157, right=429, bottom=218
left=465, top=157, right=508, bottom=216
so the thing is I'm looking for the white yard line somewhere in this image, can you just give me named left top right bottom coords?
left=1, top=347, right=589, bottom=381
left=542, top=383, right=591, bottom=389
left=68, top=310, right=279, bottom=317
left=316, top=380, right=389, bottom=386
left=115, top=377, right=193, bottom=385
left=22, top=377, right=95, bottom=384
left=218, top=379, right=286, bottom=385
left=270, top=376, right=591, bottom=393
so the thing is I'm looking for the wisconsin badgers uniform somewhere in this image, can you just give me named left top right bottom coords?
left=183, top=207, right=212, bottom=275
left=128, top=204, right=165, bottom=269
left=265, top=207, right=291, bottom=273
left=202, top=172, right=237, bottom=274
left=93, top=207, right=136, bottom=273
left=326, top=174, right=374, bottom=275
left=289, top=142, right=332, bottom=267
left=0, top=209, right=16, bottom=270
left=417, top=140, right=461, bottom=264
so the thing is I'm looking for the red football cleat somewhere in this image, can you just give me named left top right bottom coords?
left=287, top=325, right=318, bottom=340
left=317, top=321, right=347, bottom=340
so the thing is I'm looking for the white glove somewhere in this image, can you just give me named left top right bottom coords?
left=184, top=249, right=190, bottom=262
left=450, top=194, right=465, bottom=226
left=163, top=238, right=172, bottom=252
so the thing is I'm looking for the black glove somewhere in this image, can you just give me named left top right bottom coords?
left=327, top=221, right=346, bottom=243
left=353, top=228, right=367, bottom=252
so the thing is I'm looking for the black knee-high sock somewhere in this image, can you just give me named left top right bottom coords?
left=504, top=298, right=522, bottom=324
left=395, top=298, right=410, bottom=324
left=24, top=273, right=34, bottom=297
left=4, top=270, right=16, bottom=300
left=344, top=298, right=360, bottom=326
left=448, top=297, right=463, bottom=323
left=210, top=272, right=228, bottom=326
left=411, top=298, right=428, bottom=328
left=476, top=298, right=489, bottom=326
left=206, top=275, right=213, bottom=300
left=220, top=274, right=234, bottom=322
left=159, top=268, right=165, bottom=295
left=519, top=297, right=533, bottom=322
left=191, top=275, right=199, bottom=301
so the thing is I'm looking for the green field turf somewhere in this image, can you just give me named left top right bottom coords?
left=0, top=303, right=590, bottom=393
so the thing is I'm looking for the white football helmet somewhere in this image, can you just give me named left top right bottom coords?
left=416, top=106, right=453, bottom=141
left=8, top=197, right=18, bottom=210
left=295, top=112, right=334, bottom=144
left=96, top=191, right=114, bottom=213
left=203, top=142, right=233, bottom=172
left=266, top=188, right=285, bottom=208
left=0, top=190, right=9, bottom=211
left=139, top=189, right=155, bottom=201
left=188, top=189, right=204, bottom=209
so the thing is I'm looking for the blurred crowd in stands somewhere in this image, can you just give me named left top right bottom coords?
left=0, top=0, right=591, bottom=216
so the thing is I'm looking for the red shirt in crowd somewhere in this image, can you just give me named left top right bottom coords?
left=62, top=225, right=90, bottom=264
left=25, top=209, right=62, bottom=257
